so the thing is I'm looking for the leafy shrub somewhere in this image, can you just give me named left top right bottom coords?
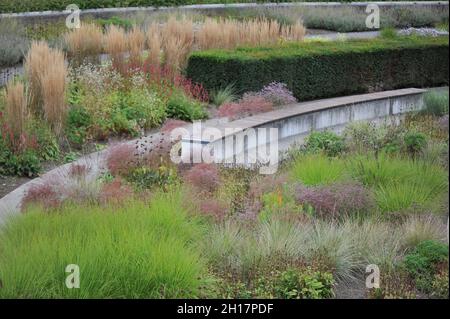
left=343, top=121, right=387, bottom=154
left=126, top=165, right=177, bottom=190
left=271, top=268, right=334, bottom=299
left=305, top=130, right=345, bottom=157
left=187, top=37, right=449, bottom=101
left=166, top=91, right=207, bottom=121
left=431, top=269, right=449, bottom=299
left=404, top=131, right=427, bottom=156
left=368, top=267, right=416, bottom=299
left=422, top=91, right=449, bottom=116
left=0, top=192, right=208, bottom=298
left=404, top=240, right=449, bottom=293
left=215, top=267, right=334, bottom=299
left=31, top=122, right=60, bottom=161
left=119, top=88, right=166, bottom=129
left=66, top=105, right=92, bottom=146
left=0, top=149, right=41, bottom=177
left=295, top=182, right=374, bottom=220
left=258, top=185, right=305, bottom=222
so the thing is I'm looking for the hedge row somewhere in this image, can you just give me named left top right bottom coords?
left=0, top=0, right=440, bottom=14
left=186, top=37, right=449, bottom=101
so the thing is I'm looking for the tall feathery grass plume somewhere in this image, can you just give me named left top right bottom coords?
left=24, top=41, right=67, bottom=136
left=104, top=25, right=128, bottom=72
left=64, top=23, right=103, bottom=63
left=4, top=81, right=28, bottom=138
left=127, top=26, right=146, bottom=66
left=146, top=22, right=162, bottom=66
left=161, top=16, right=194, bottom=72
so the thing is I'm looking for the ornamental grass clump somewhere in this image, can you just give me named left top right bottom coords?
left=24, top=41, right=67, bottom=135
left=197, top=17, right=305, bottom=50
left=4, top=81, right=28, bottom=139
left=146, top=22, right=162, bottom=66
left=64, top=23, right=103, bottom=62
left=161, top=17, right=194, bottom=72
left=1, top=192, right=208, bottom=298
left=127, top=26, right=145, bottom=65
left=104, top=25, right=127, bottom=71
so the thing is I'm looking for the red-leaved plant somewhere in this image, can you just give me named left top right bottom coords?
left=184, top=163, right=220, bottom=194
left=199, top=198, right=229, bottom=222
left=21, top=182, right=61, bottom=212
left=99, top=178, right=134, bottom=205
left=295, top=182, right=374, bottom=219
left=218, top=95, right=273, bottom=120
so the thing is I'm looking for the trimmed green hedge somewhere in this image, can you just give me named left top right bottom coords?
left=186, top=37, right=449, bottom=101
left=0, top=1, right=441, bottom=14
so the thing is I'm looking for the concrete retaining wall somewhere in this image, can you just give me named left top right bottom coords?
left=181, top=88, right=427, bottom=168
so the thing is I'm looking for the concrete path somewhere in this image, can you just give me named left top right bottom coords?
left=0, top=117, right=227, bottom=226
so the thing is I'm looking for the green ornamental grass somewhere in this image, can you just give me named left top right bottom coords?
left=0, top=190, right=208, bottom=298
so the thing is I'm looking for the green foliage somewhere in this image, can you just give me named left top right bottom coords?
left=380, top=27, right=398, bottom=39
left=96, top=16, right=133, bottom=30
left=215, top=267, right=334, bottom=299
left=0, top=191, right=208, bottom=298
left=403, top=240, right=449, bottom=294
left=343, top=121, right=387, bottom=154
left=305, top=130, right=345, bottom=157
left=66, top=105, right=92, bottom=146
left=431, top=270, right=449, bottom=299
left=422, top=91, right=449, bottom=116
left=404, top=131, right=427, bottom=156
left=187, top=37, right=449, bottom=101
left=290, top=153, right=346, bottom=186
left=0, top=149, right=41, bottom=177
left=259, top=186, right=306, bottom=222
left=63, top=151, right=81, bottom=163
left=271, top=268, right=335, bottom=299
left=348, top=154, right=447, bottom=213
left=126, top=166, right=178, bottom=191
left=70, top=86, right=166, bottom=140
left=119, top=88, right=166, bottom=129
left=31, top=122, right=60, bottom=161
left=166, top=91, right=207, bottom=121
